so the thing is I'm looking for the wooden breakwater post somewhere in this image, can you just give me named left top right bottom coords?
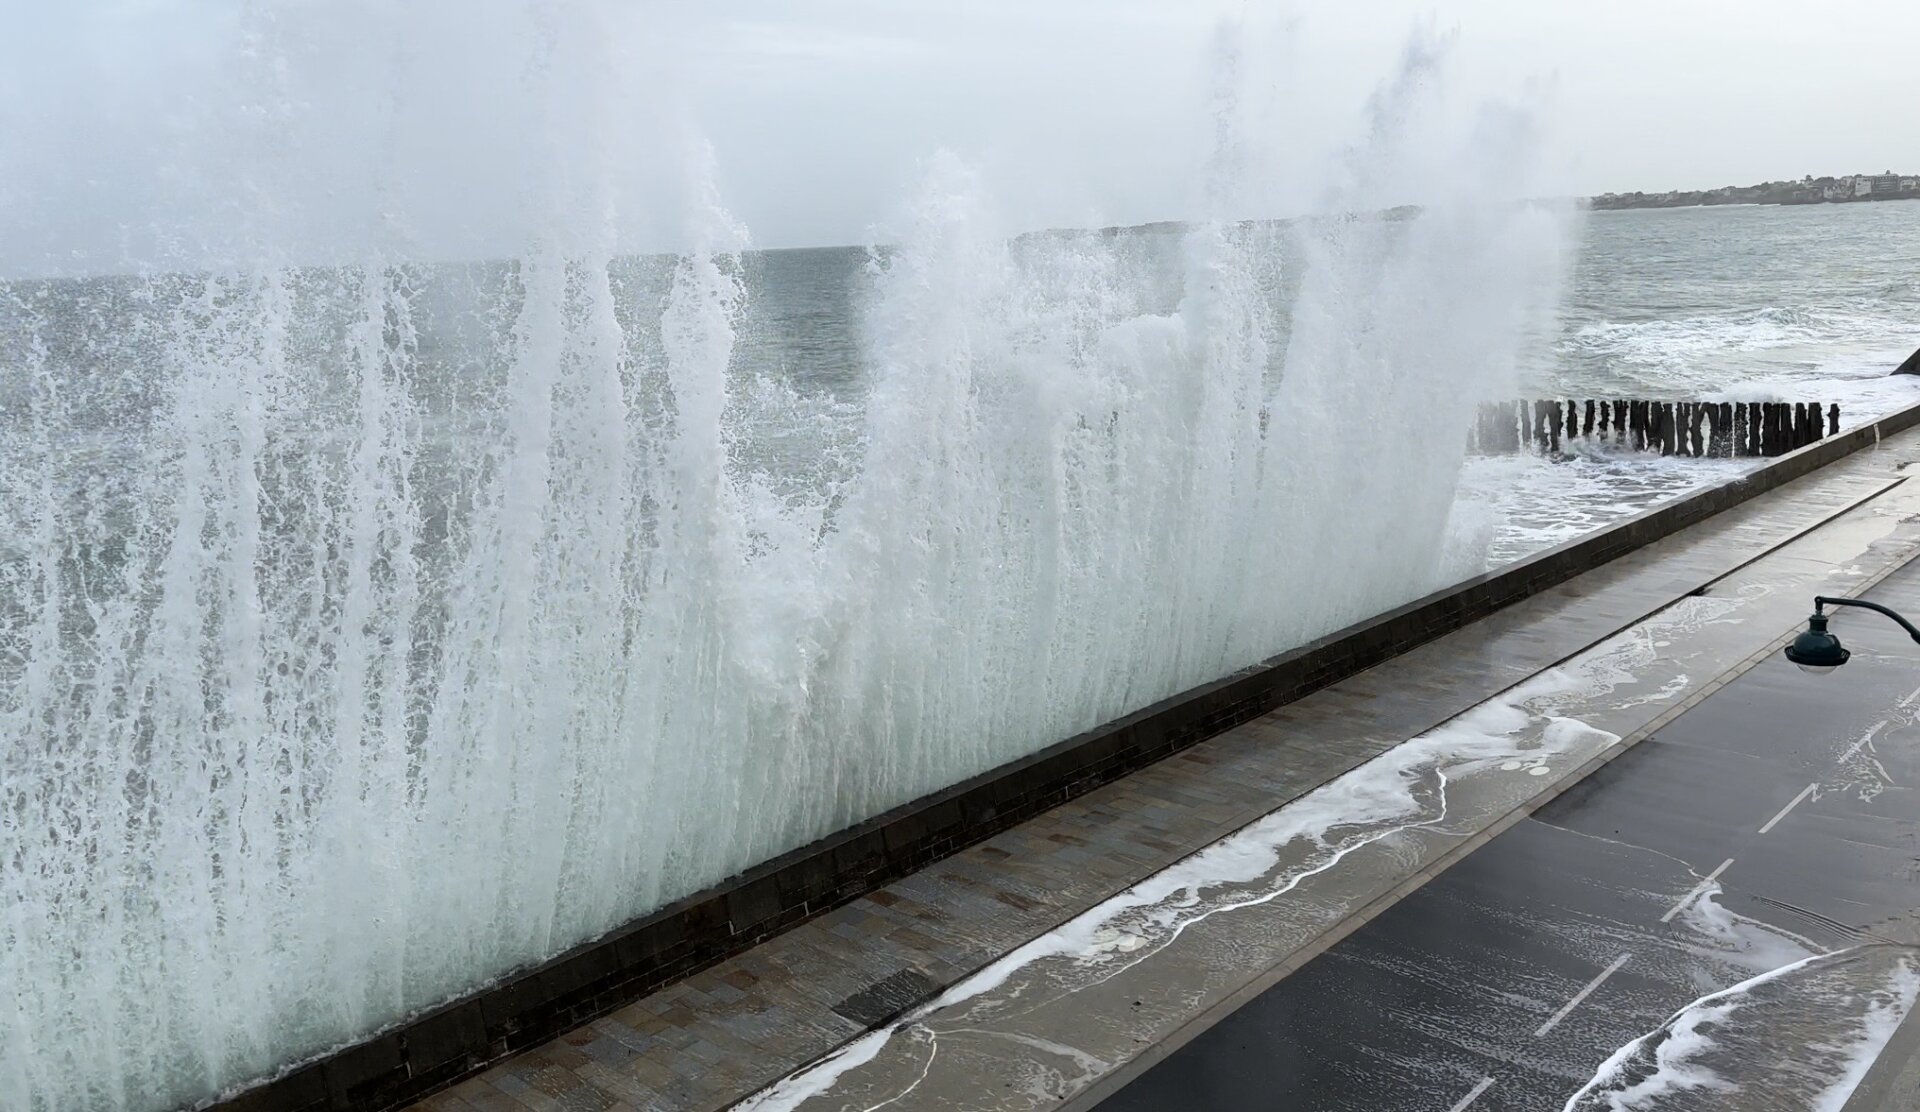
left=1470, top=400, right=1840, bottom=459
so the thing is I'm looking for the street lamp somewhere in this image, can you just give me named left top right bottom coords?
left=1785, top=596, right=1920, bottom=674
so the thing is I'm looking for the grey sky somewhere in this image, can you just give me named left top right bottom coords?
left=2, top=0, right=1916, bottom=271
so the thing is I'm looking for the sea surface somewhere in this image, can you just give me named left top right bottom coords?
left=732, top=201, right=1920, bottom=569
left=1468, top=201, right=1920, bottom=565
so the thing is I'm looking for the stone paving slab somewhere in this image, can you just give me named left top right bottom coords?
left=413, top=432, right=1920, bottom=1112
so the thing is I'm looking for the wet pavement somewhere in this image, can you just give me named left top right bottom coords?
left=418, top=431, right=1920, bottom=1112
left=1093, top=566, right=1920, bottom=1112
left=734, top=514, right=1920, bottom=1112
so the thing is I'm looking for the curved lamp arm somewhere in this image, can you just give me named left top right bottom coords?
left=1814, top=596, right=1920, bottom=643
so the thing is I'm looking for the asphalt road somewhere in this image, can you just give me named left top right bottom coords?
left=1094, top=563, right=1920, bottom=1112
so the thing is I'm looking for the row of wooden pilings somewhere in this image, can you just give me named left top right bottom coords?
left=1472, top=400, right=1840, bottom=458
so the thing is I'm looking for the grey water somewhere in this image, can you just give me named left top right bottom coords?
left=742, top=201, right=1920, bottom=438
left=1460, top=200, right=1920, bottom=566
left=672, top=205, right=1920, bottom=564
left=718, top=205, right=1920, bottom=568
left=1549, top=201, right=1920, bottom=399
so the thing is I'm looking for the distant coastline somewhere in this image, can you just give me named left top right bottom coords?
left=1593, top=171, right=1919, bottom=210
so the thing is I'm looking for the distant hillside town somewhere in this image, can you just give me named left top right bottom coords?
left=1592, top=171, right=1919, bottom=210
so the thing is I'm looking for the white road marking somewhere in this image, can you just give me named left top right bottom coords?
left=1839, top=719, right=1887, bottom=763
left=1534, top=953, right=1632, bottom=1038
left=1757, top=782, right=1818, bottom=834
left=1446, top=1077, right=1496, bottom=1111
left=1660, top=858, right=1736, bottom=923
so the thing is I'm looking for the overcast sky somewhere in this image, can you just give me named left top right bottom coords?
left=2, top=0, right=1917, bottom=271
left=693, top=0, right=1920, bottom=245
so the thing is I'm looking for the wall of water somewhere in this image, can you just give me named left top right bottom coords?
left=0, top=7, right=1571, bottom=1109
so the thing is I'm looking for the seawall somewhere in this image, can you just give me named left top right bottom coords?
left=210, top=398, right=1920, bottom=1112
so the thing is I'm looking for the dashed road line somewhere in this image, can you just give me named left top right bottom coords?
left=1839, top=720, right=1887, bottom=763
left=1534, top=953, right=1632, bottom=1038
left=1446, top=1076, right=1496, bottom=1111
left=1757, top=782, right=1818, bottom=834
left=1660, top=857, right=1735, bottom=923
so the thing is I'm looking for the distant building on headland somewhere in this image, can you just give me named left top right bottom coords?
left=1592, top=171, right=1919, bottom=210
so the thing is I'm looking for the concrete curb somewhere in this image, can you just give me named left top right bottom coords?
left=206, top=401, right=1920, bottom=1112
left=1842, top=982, right=1920, bottom=1112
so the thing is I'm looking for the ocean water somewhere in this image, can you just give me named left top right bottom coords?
left=1552, top=203, right=1920, bottom=405
left=695, top=203, right=1920, bottom=571
left=0, top=13, right=1587, bottom=1105
left=618, top=202, right=1920, bottom=574
left=720, top=204, right=1920, bottom=570
left=1457, top=200, right=1920, bottom=566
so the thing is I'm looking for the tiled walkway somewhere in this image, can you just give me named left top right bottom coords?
left=413, top=431, right=1920, bottom=1111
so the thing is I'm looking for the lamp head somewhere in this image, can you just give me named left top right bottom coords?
left=1784, top=611, right=1849, bottom=674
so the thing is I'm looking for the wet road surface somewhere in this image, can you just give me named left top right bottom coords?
left=1094, top=564, right=1920, bottom=1112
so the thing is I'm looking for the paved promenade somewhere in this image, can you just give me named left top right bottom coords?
left=1097, top=534, right=1920, bottom=1110
left=411, top=425, right=1920, bottom=1111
